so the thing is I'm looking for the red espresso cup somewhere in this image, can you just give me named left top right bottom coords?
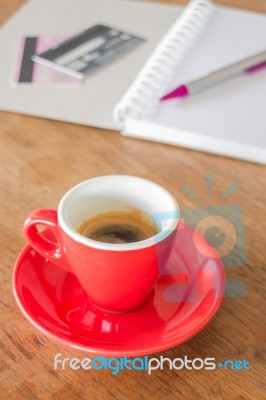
left=23, top=175, right=179, bottom=312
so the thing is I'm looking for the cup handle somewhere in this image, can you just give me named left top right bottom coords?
left=23, top=208, right=72, bottom=272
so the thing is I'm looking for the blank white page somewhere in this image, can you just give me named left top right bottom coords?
left=125, top=7, right=266, bottom=163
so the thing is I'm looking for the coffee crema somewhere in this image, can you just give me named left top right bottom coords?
left=77, top=209, right=158, bottom=244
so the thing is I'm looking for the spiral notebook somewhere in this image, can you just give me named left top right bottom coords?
left=0, top=0, right=265, bottom=163
left=114, top=1, right=266, bottom=164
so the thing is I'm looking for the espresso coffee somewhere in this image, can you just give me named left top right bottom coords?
left=77, top=209, right=158, bottom=244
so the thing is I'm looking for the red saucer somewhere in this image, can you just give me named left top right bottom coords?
left=13, top=224, right=225, bottom=356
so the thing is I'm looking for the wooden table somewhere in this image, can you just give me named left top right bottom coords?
left=1, top=1, right=265, bottom=399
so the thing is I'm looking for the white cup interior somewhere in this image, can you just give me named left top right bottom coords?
left=58, top=175, right=179, bottom=250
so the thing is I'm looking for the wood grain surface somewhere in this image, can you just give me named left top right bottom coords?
left=0, top=1, right=265, bottom=399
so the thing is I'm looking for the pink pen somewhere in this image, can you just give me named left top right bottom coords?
left=160, top=49, right=266, bottom=101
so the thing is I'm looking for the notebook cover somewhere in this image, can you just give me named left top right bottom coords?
left=0, top=0, right=182, bottom=130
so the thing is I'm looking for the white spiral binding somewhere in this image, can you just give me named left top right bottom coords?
left=114, top=0, right=215, bottom=125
